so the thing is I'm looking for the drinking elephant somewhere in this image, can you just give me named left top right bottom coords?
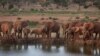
left=13, top=20, right=28, bottom=39
left=92, top=22, right=100, bottom=40
left=44, top=20, right=60, bottom=38
left=23, top=28, right=30, bottom=38
left=1, top=21, right=13, bottom=37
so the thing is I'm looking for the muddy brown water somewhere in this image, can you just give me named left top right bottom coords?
left=0, top=41, right=99, bottom=56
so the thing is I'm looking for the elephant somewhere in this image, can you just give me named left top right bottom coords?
left=31, top=28, right=44, bottom=38
left=13, top=20, right=28, bottom=39
left=92, top=22, right=100, bottom=40
left=62, top=22, right=70, bottom=38
left=82, top=22, right=94, bottom=40
left=43, top=20, right=60, bottom=38
left=23, top=28, right=30, bottom=39
left=67, top=21, right=84, bottom=40
left=31, top=25, right=47, bottom=38
left=0, top=21, right=13, bottom=37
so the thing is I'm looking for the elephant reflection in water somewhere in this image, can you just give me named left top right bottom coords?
left=41, top=44, right=60, bottom=52
left=83, top=45, right=94, bottom=55
left=1, top=45, right=28, bottom=51
left=42, top=44, right=52, bottom=52
left=83, top=44, right=100, bottom=55
left=14, top=45, right=28, bottom=50
left=64, top=42, right=100, bottom=55
left=64, top=42, right=81, bottom=54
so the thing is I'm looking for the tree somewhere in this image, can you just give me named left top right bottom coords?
left=0, top=0, right=7, bottom=8
left=93, top=0, right=100, bottom=9
left=53, top=0, right=69, bottom=7
left=73, top=0, right=87, bottom=11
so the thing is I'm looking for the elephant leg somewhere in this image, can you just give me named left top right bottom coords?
left=73, top=33, right=76, bottom=40
left=89, top=32, right=93, bottom=40
left=83, top=31, right=88, bottom=41
left=35, top=34, right=37, bottom=38
left=47, top=32, right=51, bottom=38
left=20, top=32, right=22, bottom=38
left=41, top=33, right=44, bottom=38
left=18, top=33, right=22, bottom=39
left=24, top=34, right=26, bottom=38
left=90, top=32, right=93, bottom=40
left=19, top=33, right=21, bottom=39
left=94, top=33, right=97, bottom=40
left=38, top=34, right=39, bottom=38
left=14, top=32, right=16, bottom=37
left=66, top=32, right=69, bottom=39
left=47, top=34, right=49, bottom=38
left=3, top=33, right=4, bottom=37
left=14, top=30, right=17, bottom=37
left=18, top=33, right=20, bottom=39
left=63, top=30, right=66, bottom=38
left=26, top=34, right=28, bottom=38
left=71, top=33, right=74, bottom=40
left=56, top=32, right=60, bottom=39
left=65, top=31, right=66, bottom=38
left=49, top=33, right=51, bottom=38
left=24, top=33, right=27, bottom=39
left=0, top=32, right=1, bottom=37
left=99, top=33, right=100, bottom=40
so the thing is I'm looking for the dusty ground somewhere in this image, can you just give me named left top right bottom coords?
left=0, top=14, right=98, bottom=22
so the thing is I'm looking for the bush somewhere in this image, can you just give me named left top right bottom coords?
left=30, top=9, right=39, bottom=13
left=28, top=21, right=38, bottom=28
left=81, top=16, right=91, bottom=22
left=8, top=4, right=14, bottom=10
left=10, top=8, right=19, bottom=12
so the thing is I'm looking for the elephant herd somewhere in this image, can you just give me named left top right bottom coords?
left=0, top=20, right=60, bottom=39
left=62, top=21, right=100, bottom=40
left=0, top=20, right=29, bottom=39
left=0, top=19, right=100, bottom=41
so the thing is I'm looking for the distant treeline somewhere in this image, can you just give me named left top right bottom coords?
left=0, top=0, right=100, bottom=10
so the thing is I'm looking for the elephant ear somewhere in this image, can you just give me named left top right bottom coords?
left=75, top=27, right=80, bottom=32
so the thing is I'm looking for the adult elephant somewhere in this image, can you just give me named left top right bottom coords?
left=23, top=28, right=30, bottom=39
left=44, top=20, right=60, bottom=38
left=92, top=22, right=100, bottom=40
left=62, top=22, right=70, bottom=38
left=1, top=21, right=13, bottom=37
left=82, top=22, right=94, bottom=40
left=13, top=20, right=28, bottom=39
left=68, top=22, right=95, bottom=40
left=67, top=21, right=84, bottom=39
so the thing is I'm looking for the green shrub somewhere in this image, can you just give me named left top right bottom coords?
left=28, top=21, right=38, bottom=28
left=30, top=9, right=39, bottom=13
left=10, top=8, right=18, bottom=12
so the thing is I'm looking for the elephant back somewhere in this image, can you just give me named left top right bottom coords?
left=21, top=21, right=28, bottom=28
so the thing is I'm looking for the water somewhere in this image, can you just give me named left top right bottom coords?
left=0, top=43, right=99, bottom=56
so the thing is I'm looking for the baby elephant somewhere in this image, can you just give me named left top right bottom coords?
left=31, top=28, right=44, bottom=38
left=23, top=28, right=30, bottom=38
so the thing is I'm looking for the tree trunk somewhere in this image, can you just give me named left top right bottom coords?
left=78, top=4, right=81, bottom=12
